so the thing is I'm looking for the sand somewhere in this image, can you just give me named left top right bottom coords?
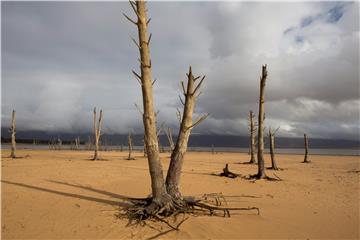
left=1, top=149, right=359, bottom=239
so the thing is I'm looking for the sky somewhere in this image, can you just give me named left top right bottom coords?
left=1, top=1, right=359, bottom=140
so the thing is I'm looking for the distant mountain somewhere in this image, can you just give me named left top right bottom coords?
left=1, top=128, right=359, bottom=149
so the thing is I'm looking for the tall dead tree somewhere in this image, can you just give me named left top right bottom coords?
left=256, top=65, right=268, bottom=179
left=126, top=0, right=169, bottom=206
left=122, top=0, right=260, bottom=222
left=10, top=110, right=16, bottom=158
left=303, top=133, right=310, bottom=163
left=165, top=127, right=175, bottom=152
left=268, top=127, right=279, bottom=170
left=93, top=107, right=103, bottom=160
left=127, top=132, right=135, bottom=160
left=248, top=110, right=257, bottom=164
left=165, top=67, right=208, bottom=198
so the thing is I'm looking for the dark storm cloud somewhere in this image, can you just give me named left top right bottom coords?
left=1, top=1, right=359, bottom=140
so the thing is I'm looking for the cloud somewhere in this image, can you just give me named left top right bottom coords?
left=1, top=1, right=359, bottom=140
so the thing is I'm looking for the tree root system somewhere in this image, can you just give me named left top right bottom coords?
left=117, top=193, right=259, bottom=231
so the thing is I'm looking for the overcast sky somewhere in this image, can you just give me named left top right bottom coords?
left=1, top=1, right=359, bottom=140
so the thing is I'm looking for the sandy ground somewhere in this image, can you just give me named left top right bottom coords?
left=1, top=149, right=359, bottom=239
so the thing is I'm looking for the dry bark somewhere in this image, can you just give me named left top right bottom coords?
left=165, top=67, right=208, bottom=198
left=93, top=107, right=103, bottom=160
left=10, top=110, right=16, bottom=158
left=248, top=111, right=257, bottom=164
left=126, top=0, right=169, bottom=205
left=303, top=134, right=310, bottom=163
left=127, top=133, right=135, bottom=160
left=256, top=65, right=268, bottom=179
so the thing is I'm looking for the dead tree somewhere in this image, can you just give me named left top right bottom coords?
left=219, top=164, right=239, bottom=178
left=165, top=66, right=208, bottom=198
left=303, top=133, right=310, bottom=163
left=143, top=136, right=147, bottom=156
left=92, top=107, right=103, bottom=160
left=248, top=110, right=257, bottom=164
left=10, top=110, right=16, bottom=158
left=256, top=65, right=268, bottom=179
left=126, top=0, right=169, bottom=208
left=127, top=132, right=135, bottom=160
left=123, top=0, right=259, bottom=223
left=268, top=127, right=280, bottom=170
left=165, top=127, right=175, bottom=152
left=57, top=137, right=62, bottom=150
left=75, top=137, right=80, bottom=150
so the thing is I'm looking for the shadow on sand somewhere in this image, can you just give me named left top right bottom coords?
left=1, top=179, right=132, bottom=207
left=1, top=179, right=177, bottom=239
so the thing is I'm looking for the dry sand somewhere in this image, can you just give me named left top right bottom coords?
left=1, top=149, right=359, bottom=239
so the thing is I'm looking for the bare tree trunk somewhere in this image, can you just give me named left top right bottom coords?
left=93, top=107, right=103, bottom=160
left=269, top=128, right=279, bottom=170
left=256, top=65, right=268, bottom=179
left=303, top=134, right=310, bottom=163
left=10, top=110, right=16, bottom=158
left=249, top=110, right=257, bottom=164
left=143, top=136, right=147, bottom=156
left=165, top=127, right=175, bottom=152
left=57, top=137, right=62, bottom=150
left=165, top=67, right=207, bottom=198
left=127, top=0, right=169, bottom=204
left=211, top=144, right=215, bottom=155
left=127, top=133, right=135, bottom=160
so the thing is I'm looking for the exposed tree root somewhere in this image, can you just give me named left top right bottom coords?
left=244, top=173, right=282, bottom=181
left=126, top=157, right=136, bottom=160
left=266, top=167, right=285, bottom=171
left=116, top=193, right=259, bottom=230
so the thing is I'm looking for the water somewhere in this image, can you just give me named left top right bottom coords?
left=1, top=144, right=359, bottom=156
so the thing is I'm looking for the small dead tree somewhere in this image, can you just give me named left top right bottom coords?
left=256, top=65, right=268, bottom=179
left=143, top=136, right=147, bottom=156
left=165, top=127, right=175, bottom=152
left=92, top=107, right=103, bottom=160
left=165, top=66, right=208, bottom=198
left=75, top=137, right=80, bottom=150
left=268, top=127, right=280, bottom=170
left=219, top=164, right=239, bottom=178
left=127, top=132, right=135, bottom=160
left=248, top=110, right=257, bottom=164
left=57, top=137, right=62, bottom=150
left=303, top=133, right=310, bottom=163
left=10, top=110, right=16, bottom=158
